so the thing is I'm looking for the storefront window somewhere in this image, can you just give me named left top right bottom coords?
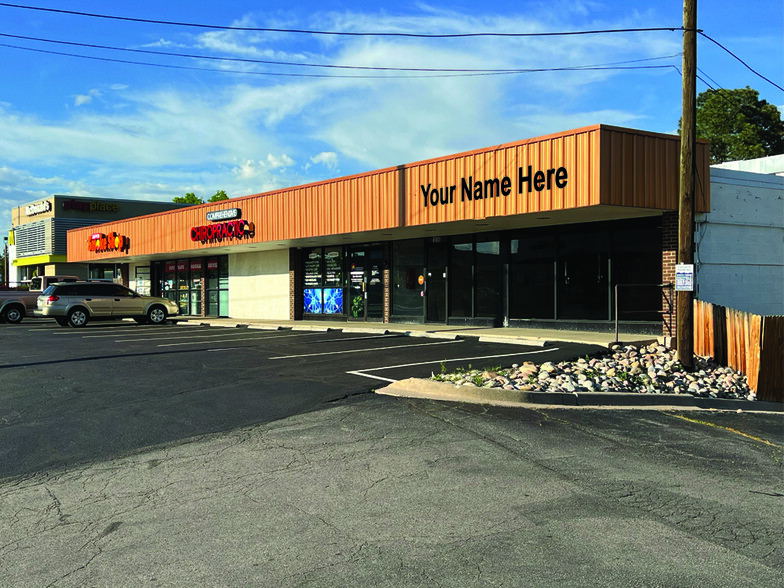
left=89, top=264, right=120, bottom=280
left=557, top=231, right=609, bottom=320
left=475, top=240, right=500, bottom=318
left=303, top=247, right=344, bottom=315
left=190, top=260, right=202, bottom=316
left=449, top=241, right=473, bottom=318
left=391, top=239, right=424, bottom=317
left=176, top=260, right=189, bottom=315
left=612, top=220, right=662, bottom=322
left=510, top=233, right=555, bottom=319
left=206, top=257, right=229, bottom=317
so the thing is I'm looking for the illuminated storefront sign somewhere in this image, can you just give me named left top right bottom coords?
left=24, top=200, right=52, bottom=216
left=190, top=219, right=255, bottom=243
left=88, top=232, right=130, bottom=253
left=206, top=208, right=241, bottom=222
left=420, top=165, right=569, bottom=208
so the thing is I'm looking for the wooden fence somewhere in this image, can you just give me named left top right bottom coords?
left=694, top=300, right=783, bottom=402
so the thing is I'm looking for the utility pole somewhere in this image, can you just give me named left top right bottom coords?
left=677, top=0, right=697, bottom=370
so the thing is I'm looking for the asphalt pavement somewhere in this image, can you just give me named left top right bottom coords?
left=1, top=318, right=782, bottom=587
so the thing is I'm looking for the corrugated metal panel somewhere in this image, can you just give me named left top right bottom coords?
left=67, top=125, right=710, bottom=262
left=405, top=126, right=601, bottom=227
left=67, top=168, right=400, bottom=262
left=599, top=126, right=710, bottom=212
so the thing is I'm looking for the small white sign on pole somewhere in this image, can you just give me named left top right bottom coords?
left=675, top=263, right=694, bottom=291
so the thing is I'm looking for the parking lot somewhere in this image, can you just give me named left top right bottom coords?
left=2, top=319, right=782, bottom=586
left=0, top=318, right=602, bottom=479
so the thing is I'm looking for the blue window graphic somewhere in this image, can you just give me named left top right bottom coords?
left=304, top=288, right=322, bottom=314
left=323, top=288, right=343, bottom=314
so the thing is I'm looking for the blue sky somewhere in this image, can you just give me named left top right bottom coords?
left=1, top=0, right=782, bottom=239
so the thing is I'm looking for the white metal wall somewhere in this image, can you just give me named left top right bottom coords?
left=697, top=166, right=784, bottom=315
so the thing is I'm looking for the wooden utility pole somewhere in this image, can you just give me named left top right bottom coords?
left=677, top=0, right=697, bottom=370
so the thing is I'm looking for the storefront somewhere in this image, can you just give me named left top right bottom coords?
left=64, top=124, right=710, bottom=335
left=7, top=195, right=189, bottom=286
left=150, top=256, right=229, bottom=317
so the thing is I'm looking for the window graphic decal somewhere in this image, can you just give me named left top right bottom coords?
left=323, top=288, right=343, bottom=314
left=304, top=288, right=322, bottom=314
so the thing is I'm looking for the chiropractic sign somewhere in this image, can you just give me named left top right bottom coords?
left=420, top=165, right=568, bottom=208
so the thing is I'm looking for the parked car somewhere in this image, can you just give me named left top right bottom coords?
left=36, top=282, right=179, bottom=327
left=0, top=275, right=79, bottom=324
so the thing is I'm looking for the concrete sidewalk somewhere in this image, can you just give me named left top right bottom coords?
left=174, top=317, right=650, bottom=347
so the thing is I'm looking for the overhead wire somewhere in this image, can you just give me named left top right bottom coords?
left=0, top=3, right=684, bottom=38
left=1, top=2, right=777, bottom=92
left=0, top=41, right=680, bottom=78
left=698, top=31, right=783, bottom=93
left=0, top=31, right=682, bottom=75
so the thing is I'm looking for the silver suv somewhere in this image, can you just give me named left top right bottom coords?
left=36, top=282, right=179, bottom=327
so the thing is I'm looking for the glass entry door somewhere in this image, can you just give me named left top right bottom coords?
left=348, top=245, right=384, bottom=321
left=426, top=241, right=447, bottom=322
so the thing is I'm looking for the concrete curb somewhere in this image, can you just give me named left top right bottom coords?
left=376, top=378, right=783, bottom=412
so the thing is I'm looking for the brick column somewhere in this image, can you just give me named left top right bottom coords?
left=289, top=248, right=303, bottom=321
left=661, top=211, right=678, bottom=340
left=383, top=242, right=391, bottom=323
left=120, top=263, right=130, bottom=287
left=200, top=259, right=207, bottom=316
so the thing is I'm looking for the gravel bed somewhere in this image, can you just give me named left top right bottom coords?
left=432, top=343, right=756, bottom=401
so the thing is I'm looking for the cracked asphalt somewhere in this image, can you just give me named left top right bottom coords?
left=0, top=321, right=782, bottom=586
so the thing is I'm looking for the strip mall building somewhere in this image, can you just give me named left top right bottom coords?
left=66, top=125, right=711, bottom=336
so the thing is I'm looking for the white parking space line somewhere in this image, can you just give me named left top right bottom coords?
left=152, top=332, right=399, bottom=347
left=269, top=340, right=462, bottom=360
left=346, top=347, right=559, bottom=382
left=346, top=371, right=397, bottom=383
left=157, top=335, right=311, bottom=347
left=114, top=331, right=325, bottom=343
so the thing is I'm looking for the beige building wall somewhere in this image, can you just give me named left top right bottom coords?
left=229, top=249, right=289, bottom=319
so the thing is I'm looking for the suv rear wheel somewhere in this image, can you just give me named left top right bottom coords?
left=67, top=307, right=89, bottom=328
left=147, top=306, right=167, bottom=325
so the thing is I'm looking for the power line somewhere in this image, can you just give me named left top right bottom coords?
left=698, top=31, right=784, bottom=93
left=0, top=2, right=684, bottom=38
left=0, top=31, right=682, bottom=74
left=0, top=41, right=679, bottom=78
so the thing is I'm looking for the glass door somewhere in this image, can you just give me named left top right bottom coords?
left=366, top=246, right=384, bottom=320
left=189, top=260, right=203, bottom=316
left=348, top=249, right=366, bottom=319
left=426, top=241, right=447, bottom=322
left=348, top=246, right=384, bottom=321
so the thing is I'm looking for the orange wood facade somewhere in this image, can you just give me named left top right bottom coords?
left=67, top=124, right=710, bottom=262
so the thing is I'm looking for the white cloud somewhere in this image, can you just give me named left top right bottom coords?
left=0, top=4, right=689, bottom=239
left=141, top=39, right=187, bottom=49
left=232, top=154, right=295, bottom=180
left=74, top=89, right=101, bottom=107
left=309, top=152, right=338, bottom=169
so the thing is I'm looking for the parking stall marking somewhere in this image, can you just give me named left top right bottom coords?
left=117, top=331, right=324, bottom=343
left=269, top=339, right=462, bottom=360
left=346, top=346, right=560, bottom=382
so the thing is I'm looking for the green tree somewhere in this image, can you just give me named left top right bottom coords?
left=689, top=86, right=784, bottom=164
left=173, top=192, right=203, bottom=204
left=172, top=190, right=229, bottom=204
left=208, top=190, right=229, bottom=202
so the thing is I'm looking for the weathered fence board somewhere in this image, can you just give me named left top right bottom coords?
left=693, top=300, right=783, bottom=403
